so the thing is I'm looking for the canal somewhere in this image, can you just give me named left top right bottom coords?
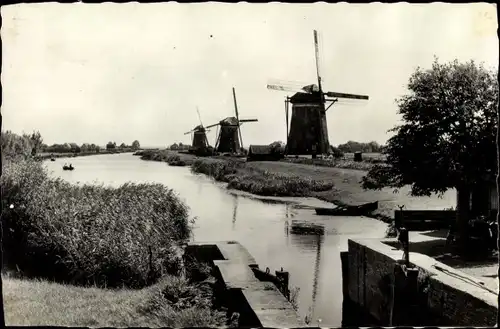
left=46, top=153, right=389, bottom=326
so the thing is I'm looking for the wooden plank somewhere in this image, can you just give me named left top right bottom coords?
left=394, top=210, right=456, bottom=231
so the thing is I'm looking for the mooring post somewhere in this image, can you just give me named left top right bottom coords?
left=275, top=267, right=290, bottom=299
left=398, top=227, right=410, bottom=267
left=391, top=224, right=420, bottom=328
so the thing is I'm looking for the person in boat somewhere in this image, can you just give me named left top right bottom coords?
left=69, top=164, right=73, bottom=169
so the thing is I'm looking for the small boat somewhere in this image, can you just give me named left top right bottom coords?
left=315, top=201, right=378, bottom=216
left=62, top=164, right=74, bottom=171
left=50, top=158, right=56, bottom=161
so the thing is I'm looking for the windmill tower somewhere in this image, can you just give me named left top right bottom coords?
left=184, top=107, right=211, bottom=154
left=206, top=87, right=258, bottom=154
left=268, top=30, right=369, bottom=156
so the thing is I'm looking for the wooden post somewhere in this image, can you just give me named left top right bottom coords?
left=391, top=264, right=420, bottom=326
left=275, top=267, right=290, bottom=299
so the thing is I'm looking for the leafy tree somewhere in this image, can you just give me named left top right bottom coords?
left=80, top=143, right=90, bottom=153
left=338, top=140, right=383, bottom=153
left=62, top=143, right=71, bottom=152
left=119, top=143, right=127, bottom=149
left=362, top=58, right=498, bottom=252
left=69, top=143, right=81, bottom=153
left=170, top=143, right=179, bottom=150
left=131, top=140, right=140, bottom=150
left=1, top=130, right=33, bottom=159
left=106, top=142, right=116, bottom=150
left=29, top=131, right=43, bottom=155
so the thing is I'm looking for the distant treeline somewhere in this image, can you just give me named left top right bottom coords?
left=168, top=142, right=191, bottom=151
left=1, top=130, right=141, bottom=159
left=167, top=140, right=384, bottom=155
left=336, top=141, right=384, bottom=154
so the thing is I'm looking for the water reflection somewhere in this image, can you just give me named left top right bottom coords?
left=285, top=228, right=325, bottom=322
left=232, top=194, right=238, bottom=230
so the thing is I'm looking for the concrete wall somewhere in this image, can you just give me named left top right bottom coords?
left=184, top=241, right=304, bottom=328
left=345, top=238, right=497, bottom=326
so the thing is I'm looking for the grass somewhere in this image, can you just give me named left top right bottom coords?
left=281, top=152, right=385, bottom=171
left=190, top=158, right=335, bottom=197
left=137, top=149, right=196, bottom=166
left=3, top=272, right=228, bottom=327
left=1, top=159, right=191, bottom=288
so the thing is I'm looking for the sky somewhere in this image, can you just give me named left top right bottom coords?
left=1, top=2, right=498, bottom=148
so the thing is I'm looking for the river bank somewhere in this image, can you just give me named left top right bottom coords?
left=136, top=150, right=456, bottom=227
left=1, top=158, right=231, bottom=326
left=41, top=152, right=392, bottom=326
left=37, top=149, right=135, bottom=160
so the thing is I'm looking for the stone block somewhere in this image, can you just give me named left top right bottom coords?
left=346, top=238, right=498, bottom=326
left=253, top=307, right=305, bottom=327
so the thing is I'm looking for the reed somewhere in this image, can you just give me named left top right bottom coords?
left=2, top=159, right=191, bottom=288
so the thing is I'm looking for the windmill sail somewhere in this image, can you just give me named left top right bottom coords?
left=313, top=30, right=322, bottom=93
left=233, top=87, right=244, bottom=149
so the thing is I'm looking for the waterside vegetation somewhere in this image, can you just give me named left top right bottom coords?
left=1, top=131, right=230, bottom=327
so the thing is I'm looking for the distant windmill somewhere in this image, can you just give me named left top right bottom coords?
left=267, top=30, right=369, bottom=157
left=184, top=106, right=211, bottom=154
left=205, top=87, right=258, bottom=154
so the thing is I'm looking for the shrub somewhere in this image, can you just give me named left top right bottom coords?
left=1, top=159, right=191, bottom=288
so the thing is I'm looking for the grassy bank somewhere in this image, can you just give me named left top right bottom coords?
left=1, top=159, right=230, bottom=326
left=136, top=149, right=197, bottom=166
left=3, top=271, right=227, bottom=327
left=190, top=158, right=334, bottom=197
left=281, top=155, right=378, bottom=171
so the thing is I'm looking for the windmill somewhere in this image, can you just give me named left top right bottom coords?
left=205, top=87, right=258, bottom=154
left=184, top=106, right=212, bottom=154
left=267, top=30, right=369, bottom=157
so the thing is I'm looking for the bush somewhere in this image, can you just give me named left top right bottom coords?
left=141, top=274, right=227, bottom=327
left=1, top=159, right=191, bottom=288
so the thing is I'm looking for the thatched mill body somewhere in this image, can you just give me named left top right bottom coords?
left=185, top=125, right=210, bottom=151
left=268, top=30, right=369, bottom=156
left=184, top=107, right=213, bottom=155
left=206, top=87, right=258, bottom=154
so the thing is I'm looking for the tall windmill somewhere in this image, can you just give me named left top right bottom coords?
left=184, top=106, right=211, bottom=154
left=205, top=87, right=258, bottom=154
left=267, top=30, right=369, bottom=156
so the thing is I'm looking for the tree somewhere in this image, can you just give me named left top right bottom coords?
left=119, top=143, right=127, bottom=149
left=29, top=131, right=43, bottom=155
left=81, top=143, right=90, bottom=153
left=69, top=143, right=81, bottom=153
left=361, top=58, right=498, bottom=253
left=131, top=140, right=140, bottom=150
left=106, top=142, right=116, bottom=150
